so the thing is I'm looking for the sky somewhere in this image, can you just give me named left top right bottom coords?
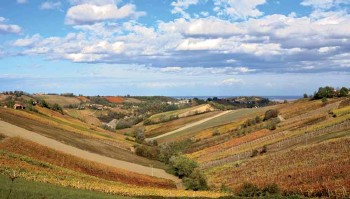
left=0, top=0, right=349, bottom=96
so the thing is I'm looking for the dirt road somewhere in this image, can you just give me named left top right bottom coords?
left=147, top=110, right=234, bottom=141
left=0, top=120, right=183, bottom=189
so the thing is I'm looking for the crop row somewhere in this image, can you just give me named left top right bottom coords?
left=200, top=119, right=350, bottom=169
left=0, top=149, right=224, bottom=198
left=206, top=137, right=350, bottom=198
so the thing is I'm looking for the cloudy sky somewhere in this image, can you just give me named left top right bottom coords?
left=0, top=0, right=349, bottom=96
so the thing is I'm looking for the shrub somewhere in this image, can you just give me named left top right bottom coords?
left=168, top=156, right=197, bottom=178
left=212, top=129, right=220, bottom=136
left=264, top=109, right=279, bottom=121
left=251, top=149, right=259, bottom=157
left=239, top=183, right=261, bottom=197
left=183, top=170, right=208, bottom=191
left=262, top=183, right=280, bottom=195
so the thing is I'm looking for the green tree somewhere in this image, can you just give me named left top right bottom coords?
left=339, top=87, right=349, bottom=97
left=183, top=170, right=208, bottom=191
left=303, top=93, right=308, bottom=98
left=169, top=156, right=197, bottom=178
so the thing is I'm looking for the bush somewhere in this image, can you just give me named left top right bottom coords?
left=239, top=183, right=261, bottom=197
left=134, top=129, right=145, bottom=144
left=339, top=87, right=349, bottom=97
left=262, top=183, right=280, bottom=195
left=168, top=156, right=197, bottom=178
left=183, top=170, right=208, bottom=191
left=264, top=109, right=279, bottom=121
left=251, top=149, right=259, bottom=157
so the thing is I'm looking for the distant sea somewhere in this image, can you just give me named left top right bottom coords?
left=170, top=96, right=301, bottom=101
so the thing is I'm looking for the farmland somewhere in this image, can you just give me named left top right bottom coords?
left=156, top=107, right=271, bottom=142
left=206, top=136, right=350, bottom=197
left=0, top=146, right=223, bottom=198
left=0, top=107, right=164, bottom=168
left=34, top=94, right=82, bottom=107
left=1, top=91, right=349, bottom=198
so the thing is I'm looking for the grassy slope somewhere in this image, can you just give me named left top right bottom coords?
left=157, top=107, right=271, bottom=142
left=0, top=137, right=176, bottom=189
left=0, top=175, right=135, bottom=199
left=148, top=104, right=214, bottom=123
left=144, top=111, right=221, bottom=138
left=0, top=107, right=165, bottom=169
left=34, top=94, right=82, bottom=107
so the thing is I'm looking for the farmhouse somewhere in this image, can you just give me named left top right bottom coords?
left=13, top=104, right=26, bottom=110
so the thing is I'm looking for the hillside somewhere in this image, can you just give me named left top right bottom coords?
left=0, top=92, right=349, bottom=198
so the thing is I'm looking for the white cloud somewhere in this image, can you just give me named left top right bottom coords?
left=17, top=0, right=27, bottom=4
left=0, top=17, right=21, bottom=34
left=65, top=3, right=146, bottom=25
left=214, top=0, right=266, bottom=19
left=160, top=67, right=183, bottom=72
left=217, top=78, right=243, bottom=86
left=171, top=0, right=199, bottom=19
left=40, top=1, right=62, bottom=10
left=177, top=38, right=223, bottom=50
left=69, top=0, right=116, bottom=6
left=301, top=0, right=350, bottom=10
left=13, top=34, right=42, bottom=47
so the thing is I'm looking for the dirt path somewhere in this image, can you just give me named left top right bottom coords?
left=147, top=110, right=234, bottom=141
left=0, top=120, right=183, bottom=189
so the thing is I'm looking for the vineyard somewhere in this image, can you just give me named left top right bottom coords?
left=206, top=137, right=350, bottom=198
left=0, top=138, right=224, bottom=198
left=0, top=137, right=175, bottom=189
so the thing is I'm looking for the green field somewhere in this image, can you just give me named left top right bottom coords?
left=0, top=175, right=135, bottom=199
left=158, top=108, right=268, bottom=141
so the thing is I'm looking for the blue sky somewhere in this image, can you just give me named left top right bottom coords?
left=0, top=0, right=350, bottom=96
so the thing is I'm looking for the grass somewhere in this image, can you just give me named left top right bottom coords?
left=332, top=105, right=350, bottom=117
left=157, top=108, right=269, bottom=142
left=145, top=111, right=221, bottom=138
left=34, top=94, right=82, bottom=107
left=0, top=174, right=135, bottom=199
left=148, top=104, right=214, bottom=123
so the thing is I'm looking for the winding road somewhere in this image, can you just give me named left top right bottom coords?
left=0, top=120, right=183, bottom=189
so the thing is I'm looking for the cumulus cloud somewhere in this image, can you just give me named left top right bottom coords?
left=214, top=0, right=266, bottom=19
left=13, top=34, right=42, bottom=47
left=171, top=0, right=199, bottom=19
left=40, top=1, right=62, bottom=10
left=0, top=17, right=21, bottom=34
left=11, top=4, right=350, bottom=74
left=65, top=3, right=146, bottom=25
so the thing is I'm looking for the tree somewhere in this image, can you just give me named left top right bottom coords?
left=303, top=93, right=308, bottom=98
left=339, top=87, right=349, bottom=97
left=183, top=170, right=208, bottom=191
left=169, top=156, right=197, bottom=178
left=134, top=129, right=145, bottom=144
left=314, top=86, right=335, bottom=99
